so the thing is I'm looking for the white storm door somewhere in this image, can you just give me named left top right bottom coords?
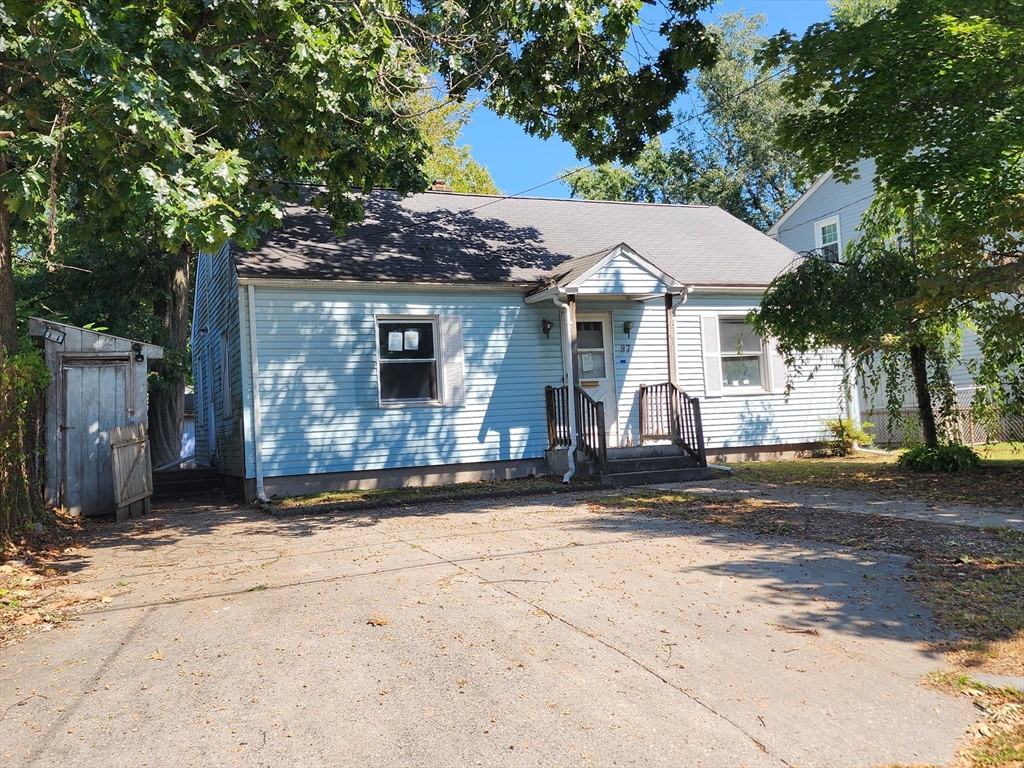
left=576, top=314, right=618, bottom=445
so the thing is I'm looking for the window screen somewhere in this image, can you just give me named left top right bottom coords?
left=718, top=319, right=763, bottom=388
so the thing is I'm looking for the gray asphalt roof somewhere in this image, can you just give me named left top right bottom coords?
left=233, top=190, right=801, bottom=288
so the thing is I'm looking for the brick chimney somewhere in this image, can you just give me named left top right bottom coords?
left=431, top=179, right=454, bottom=192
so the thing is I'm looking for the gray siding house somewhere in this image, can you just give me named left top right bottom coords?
left=193, top=191, right=847, bottom=500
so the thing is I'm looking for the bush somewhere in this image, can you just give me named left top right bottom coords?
left=896, top=443, right=982, bottom=472
left=820, top=418, right=874, bottom=457
left=1, top=348, right=49, bottom=539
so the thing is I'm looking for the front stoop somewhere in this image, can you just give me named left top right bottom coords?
left=582, top=445, right=712, bottom=487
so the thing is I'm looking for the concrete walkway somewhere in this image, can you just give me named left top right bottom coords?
left=1, top=494, right=976, bottom=767
left=658, top=477, right=1024, bottom=532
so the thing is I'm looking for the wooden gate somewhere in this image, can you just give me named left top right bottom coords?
left=110, top=424, right=153, bottom=522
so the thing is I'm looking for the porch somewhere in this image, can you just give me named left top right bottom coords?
left=526, top=243, right=709, bottom=483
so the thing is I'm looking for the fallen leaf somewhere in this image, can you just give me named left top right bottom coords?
left=148, top=652, right=165, bottom=661
left=367, top=617, right=388, bottom=626
left=14, top=613, right=42, bottom=626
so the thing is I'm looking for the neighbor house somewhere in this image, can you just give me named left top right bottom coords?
left=192, top=189, right=847, bottom=501
left=767, top=161, right=984, bottom=443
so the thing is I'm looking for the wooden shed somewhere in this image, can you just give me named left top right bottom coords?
left=29, top=318, right=163, bottom=517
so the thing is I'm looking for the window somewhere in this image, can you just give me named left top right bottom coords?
left=220, top=330, right=232, bottom=418
left=718, top=318, right=763, bottom=389
left=377, top=319, right=439, bottom=404
left=701, top=315, right=785, bottom=397
left=815, top=216, right=841, bottom=262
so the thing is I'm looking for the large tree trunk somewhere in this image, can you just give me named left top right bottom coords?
left=148, top=246, right=191, bottom=467
left=0, top=150, right=17, bottom=359
left=909, top=343, right=939, bottom=447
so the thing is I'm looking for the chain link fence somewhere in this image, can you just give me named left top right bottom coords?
left=864, top=389, right=1024, bottom=447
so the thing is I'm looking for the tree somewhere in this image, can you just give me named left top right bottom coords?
left=411, top=93, right=501, bottom=195
left=762, top=0, right=1024, bottom=426
left=566, top=11, right=809, bottom=232
left=1, top=0, right=719, bottom=463
left=752, top=193, right=966, bottom=447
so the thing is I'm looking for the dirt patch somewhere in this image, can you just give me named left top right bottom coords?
left=0, top=509, right=93, bottom=646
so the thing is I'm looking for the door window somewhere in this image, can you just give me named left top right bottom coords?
left=577, top=321, right=607, bottom=378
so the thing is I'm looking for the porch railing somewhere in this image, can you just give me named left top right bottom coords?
left=544, top=385, right=572, bottom=448
left=639, top=382, right=707, bottom=467
left=544, top=385, right=608, bottom=474
left=575, top=386, right=607, bottom=473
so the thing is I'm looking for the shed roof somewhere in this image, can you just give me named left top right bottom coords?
left=233, top=190, right=801, bottom=288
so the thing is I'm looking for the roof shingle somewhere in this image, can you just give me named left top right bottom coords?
left=233, top=190, right=801, bottom=288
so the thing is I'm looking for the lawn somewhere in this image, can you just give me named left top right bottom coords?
left=729, top=443, right=1024, bottom=509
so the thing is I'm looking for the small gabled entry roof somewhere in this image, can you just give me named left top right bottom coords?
left=525, top=243, right=686, bottom=304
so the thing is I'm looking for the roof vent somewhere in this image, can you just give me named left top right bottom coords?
left=431, top=179, right=454, bottom=192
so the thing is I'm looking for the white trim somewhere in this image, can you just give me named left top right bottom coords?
left=374, top=314, right=442, bottom=407
left=246, top=284, right=269, bottom=503
left=766, top=170, right=834, bottom=237
left=567, top=243, right=683, bottom=293
left=689, top=285, right=767, bottom=295
left=814, top=215, right=842, bottom=260
left=237, top=277, right=534, bottom=292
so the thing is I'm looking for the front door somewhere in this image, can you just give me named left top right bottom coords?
left=62, top=359, right=131, bottom=516
left=576, top=314, right=618, bottom=446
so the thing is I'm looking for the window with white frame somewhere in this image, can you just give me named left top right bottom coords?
left=701, top=315, right=785, bottom=397
left=718, top=318, right=764, bottom=389
left=377, top=318, right=439, bottom=404
left=815, top=216, right=841, bottom=262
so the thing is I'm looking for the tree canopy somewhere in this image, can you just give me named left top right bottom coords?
left=565, top=11, right=809, bottom=232
left=762, top=0, right=1024, bottom=298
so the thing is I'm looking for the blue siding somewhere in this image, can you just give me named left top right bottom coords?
left=578, top=254, right=669, bottom=295
left=680, top=294, right=847, bottom=449
left=191, top=245, right=247, bottom=476
left=775, top=160, right=876, bottom=256
left=248, top=287, right=564, bottom=477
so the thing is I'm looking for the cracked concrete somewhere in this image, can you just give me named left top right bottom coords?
left=0, top=495, right=975, bottom=767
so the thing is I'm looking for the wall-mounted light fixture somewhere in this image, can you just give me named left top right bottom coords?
left=541, top=319, right=553, bottom=338
left=44, top=327, right=66, bottom=344
left=622, top=321, right=634, bottom=338
left=131, top=342, right=145, bottom=363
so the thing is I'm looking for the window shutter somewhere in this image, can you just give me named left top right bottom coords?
left=439, top=315, right=466, bottom=407
left=768, top=338, right=788, bottom=393
left=701, top=315, right=723, bottom=397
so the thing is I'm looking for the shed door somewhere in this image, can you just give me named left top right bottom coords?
left=62, top=359, right=131, bottom=516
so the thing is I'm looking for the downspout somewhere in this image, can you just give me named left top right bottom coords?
left=552, top=293, right=576, bottom=483
left=246, top=284, right=270, bottom=503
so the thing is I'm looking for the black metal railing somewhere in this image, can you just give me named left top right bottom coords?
left=574, top=386, right=607, bottom=473
left=545, top=385, right=572, bottom=448
left=639, top=382, right=707, bottom=467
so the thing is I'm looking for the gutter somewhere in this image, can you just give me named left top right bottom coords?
left=246, top=284, right=270, bottom=503
left=551, top=292, right=577, bottom=483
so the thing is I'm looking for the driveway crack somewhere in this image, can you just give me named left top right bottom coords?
left=389, top=531, right=791, bottom=767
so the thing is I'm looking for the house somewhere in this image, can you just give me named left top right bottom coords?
left=191, top=190, right=847, bottom=501
left=767, top=161, right=984, bottom=443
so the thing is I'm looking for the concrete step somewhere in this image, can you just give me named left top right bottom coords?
left=605, top=455, right=699, bottom=474
left=600, top=467, right=713, bottom=487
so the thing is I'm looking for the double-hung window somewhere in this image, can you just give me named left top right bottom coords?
left=701, top=315, right=785, bottom=396
left=377, top=319, right=439, bottom=404
left=815, top=216, right=841, bottom=262
left=718, top=318, right=764, bottom=389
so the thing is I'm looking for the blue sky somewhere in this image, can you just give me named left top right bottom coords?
left=460, top=1, right=833, bottom=198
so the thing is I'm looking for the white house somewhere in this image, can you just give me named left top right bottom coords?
left=192, top=190, right=847, bottom=501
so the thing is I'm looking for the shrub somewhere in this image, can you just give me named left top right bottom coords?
left=896, top=443, right=982, bottom=472
left=820, top=418, right=874, bottom=457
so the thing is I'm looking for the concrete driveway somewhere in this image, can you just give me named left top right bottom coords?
left=1, top=493, right=973, bottom=767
